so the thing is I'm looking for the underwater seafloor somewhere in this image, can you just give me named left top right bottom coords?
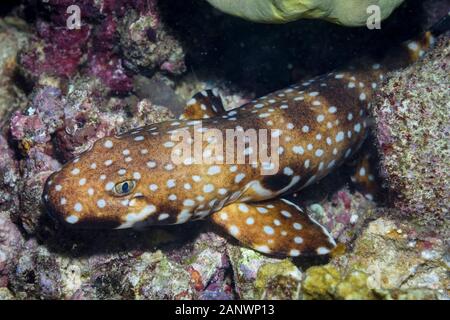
left=0, top=0, right=448, bottom=300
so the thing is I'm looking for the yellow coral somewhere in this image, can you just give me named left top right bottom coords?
left=255, top=260, right=302, bottom=299
left=302, top=265, right=341, bottom=299
left=335, top=270, right=377, bottom=300
left=301, top=265, right=438, bottom=300
left=206, top=0, right=404, bottom=26
left=303, top=265, right=382, bottom=299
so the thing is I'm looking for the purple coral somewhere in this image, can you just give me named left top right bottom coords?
left=21, top=20, right=90, bottom=79
left=20, top=0, right=185, bottom=93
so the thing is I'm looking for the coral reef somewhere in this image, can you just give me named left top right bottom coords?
left=297, top=188, right=377, bottom=245
left=10, top=78, right=177, bottom=234
left=205, top=0, right=405, bottom=26
left=302, top=217, right=448, bottom=300
left=0, top=17, right=29, bottom=126
left=19, top=0, right=185, bottom=93
left=253, top=259, right=302, bottom=299
left=373, top=37, right=450, bottom=228
left=0, top=0, right=448, bottom=300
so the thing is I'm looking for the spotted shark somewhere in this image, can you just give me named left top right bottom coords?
left=43, top=28, right=443, bottom=258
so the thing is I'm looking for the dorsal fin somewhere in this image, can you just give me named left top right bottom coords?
left=180, top=89, right=226, bottom=120
left=210, top=198, right=336, bottom=257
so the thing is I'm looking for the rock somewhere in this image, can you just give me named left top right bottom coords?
left=227, top=244, right=283, bottom=299
left=0, top=0, right=447, bottom=301
left=19, top=0, right=186, bottom=93
left=373, top=37, right=450, bottom=228
left=302, top=264, right=440, bottom=300
left=10, top=86, right=65, bottom=154
left=134, top=74, right=185, bottom=116
left=0, top=211, right=24, bottom=289
left=302, top=265, right=375, bottom=299
left=9, top=239, right=64, bottom=299
left=303, top=217, right=448, bottom=300
left=132, top=251, right=194, bottom=299
left=0, top=17, right=29, bottom=85
left=227, top=244, right=306, bottom=300
left=0, top=134, right=20, bottom=213
left=18, top=170, right=55, bottom=234
left=304, top=188, right=377, bottom=244
left=118, top=8, right=186, bottom=74
left=254, top=260, right=302, bottom=299
left=5, top=217, right=234, bottom=299
left=0, top=287, right=15, bottom=299
left=0, top=17, right=29, bottom=126
left=19, top=20, right=91, bottom=82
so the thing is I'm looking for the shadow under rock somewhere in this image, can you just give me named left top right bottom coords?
left=159, top=0, right=425, bottom=95
left=33, top=207, right=206, bottom=259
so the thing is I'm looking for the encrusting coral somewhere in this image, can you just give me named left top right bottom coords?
left=373, top=37, right=450, bottom=228
left=302, top=217, right=448, bottom=300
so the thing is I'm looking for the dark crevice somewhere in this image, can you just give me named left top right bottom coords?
left=159, top=0, right=426, bottom=95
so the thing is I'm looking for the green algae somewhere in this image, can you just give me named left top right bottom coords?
left=206, top=0, right=404, bottom=26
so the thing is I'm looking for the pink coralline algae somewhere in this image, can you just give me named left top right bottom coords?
left=310, top=190, right=377, bottom=244
left=20, top=20, right=91, bottom=79
left=10, top=113, right=44, bottom=142
left=10, top=86, right=65, bottom=155
left=19, top=0, right=185, bottom=93
left=373, top=37, right=450, bottom=228
left=87, top=14, right=133, bottom=93
left=88, top=54, right=133, bottom=93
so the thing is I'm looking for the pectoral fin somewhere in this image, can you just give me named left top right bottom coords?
left=210, top=198, right=336, bottom=257
left=348, top=153, right=382, bottom=201
left=180, top=89, right=226, bottom=120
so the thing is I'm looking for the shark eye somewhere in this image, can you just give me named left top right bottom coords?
left=114, top=180, right=136, bottom=196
